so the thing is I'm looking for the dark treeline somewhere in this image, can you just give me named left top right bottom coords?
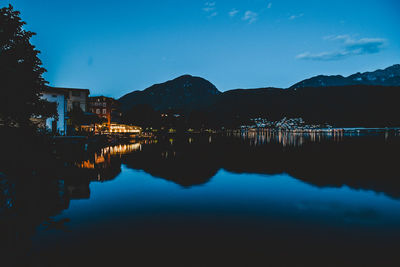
left=0, top=5, right=58, bottom=174
left=0, top=5, right=56, bottom=127
left=121, top=104, right=220, bottom=132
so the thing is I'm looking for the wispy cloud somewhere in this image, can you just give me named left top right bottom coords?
left=203, top=2, right=216, bottom=12
left=229, top=8, right=239, bottom=17
left=297, top=35, right=387, bottom=61
left=203, top=2, right=217, bottom=17
left=289, top=13, right=304, bottom=20
left=267, top=3, right=272, bottom=9
left=242, top=11, right=258, bottom=24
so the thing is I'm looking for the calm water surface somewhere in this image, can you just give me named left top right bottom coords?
left=1, top=130, right=400, bottom=266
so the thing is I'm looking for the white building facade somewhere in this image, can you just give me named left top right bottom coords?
left=40, top=87, right=68, bottom=135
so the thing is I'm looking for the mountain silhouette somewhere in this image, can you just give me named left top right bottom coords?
left=212, top=85, right=400, bottom=127
left=119, top=75, right=221, bottom=112
left=290, top=64, right=400, bottom=89
left=117, top=65, right=400, bottom=127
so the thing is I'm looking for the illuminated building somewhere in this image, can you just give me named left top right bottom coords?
left=40, top=86, right=68, bottom=135
left=88, top=96, right=118, bottom=127
left=109, top=123, right=141, bottom=134
left=40, top=86, right=90, bottom=135
left=80, top=123, right=141, bottom=135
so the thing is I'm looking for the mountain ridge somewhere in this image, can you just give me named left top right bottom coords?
left=118, top=64, right=400, bottom=127
left=290, top=64, right=400, bottom=89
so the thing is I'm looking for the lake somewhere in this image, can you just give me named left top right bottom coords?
left=1, top=129, right=400, bottom=267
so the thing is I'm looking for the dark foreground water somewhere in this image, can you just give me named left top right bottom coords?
left=1, top=130, right=400, bottom=267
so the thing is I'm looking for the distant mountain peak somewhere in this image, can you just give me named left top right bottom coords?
left=119, top=75, right=221, bottom=112
left=176, top=74, right=194, bottom=79
left=291, top=64, right=400, bottom=89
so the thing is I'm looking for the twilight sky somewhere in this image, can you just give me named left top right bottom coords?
left=7, top=0, right=400, bottom=97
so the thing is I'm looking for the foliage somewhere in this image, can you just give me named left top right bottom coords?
left=0, top=126, right=57, bottom=174
left=122, top=104, right=161, bottom=129
left=0, top=4, right=56, bottom=128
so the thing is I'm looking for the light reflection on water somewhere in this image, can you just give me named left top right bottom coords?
left=1, top=131, right=400, bottom=266
left=229, top=128, right=400, bottom=147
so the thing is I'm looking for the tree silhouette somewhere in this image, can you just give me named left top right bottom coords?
left=122, top=104, right=161, bottom=129
left=0, top=4, right=56, bottom=128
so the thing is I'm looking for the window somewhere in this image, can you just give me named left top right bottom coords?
left=72, top=91, right=80, bottom=97
left=96, top=109, right=100, bottom=114
left=102, top=109, right=106, bottom=114
left=52, top=94, right=57, bottom=98
left=103, top=103, right=106, bottom=107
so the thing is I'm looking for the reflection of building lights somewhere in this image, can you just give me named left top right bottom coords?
left=100, top=143, right=141, bottom=156
left=77, top=143, right=142, bottom=169
left=236, top=128, right=359, bottom=147
left=78, top=160, right=95, bottom=169
left=95, top=154, right=105, bottom=164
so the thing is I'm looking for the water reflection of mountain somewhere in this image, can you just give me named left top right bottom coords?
left=222, top=134, right=400, bottom=198
left=122, top=138, right=219, bottom=187
left=121, top=131, right=400, bottom=199
left=1, top=132, right=399, bottom=265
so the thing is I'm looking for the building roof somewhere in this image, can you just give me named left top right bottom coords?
left=46, top=86, right=90, bottom=95
left=42, top=86, right=69, bottom=96
left=89, top=96, right=116, bottom=101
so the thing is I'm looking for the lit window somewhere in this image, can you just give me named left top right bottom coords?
left=96, top=109, right=100, bottom=114
left=102, top=109, right=106, bottom=114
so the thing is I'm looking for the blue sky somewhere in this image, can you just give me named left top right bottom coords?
left=6, top=0, right=400, bottom=97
